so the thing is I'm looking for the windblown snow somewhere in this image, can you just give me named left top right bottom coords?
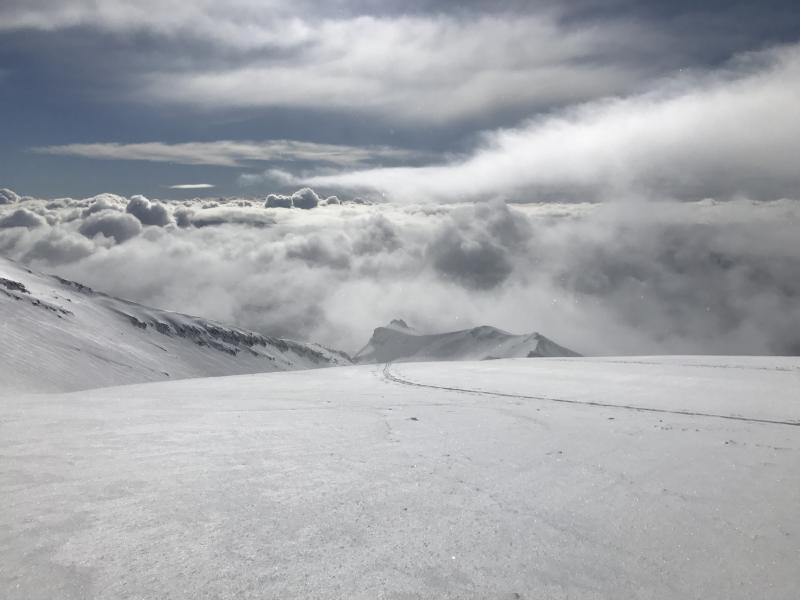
left=0, top=257, right=350, bottom=393
left=1, top=357, right=798, bottom=599
left=355, top=318, right=580, bottom=363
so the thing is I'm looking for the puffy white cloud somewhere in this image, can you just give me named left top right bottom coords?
left=0, top=188, right=19, bottom=205
left=78, top=210, right=142, bottom=243
left=81, top=194, right=128, bottom=216
left=264, top=194, right=293, bottom=209
left=126, top=195, right=172, bottom=226
left=291, top=188, right=320, bottom=210
left=21, top=229, right=95, bottom=264
left=0, top=208, right=47, bottom=229
left=264, top=187, right=322, bottom=210
left=265, top=188, right=320, bottom=210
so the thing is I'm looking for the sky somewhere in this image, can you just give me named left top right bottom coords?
left=1, top=1, right=800, bottom=356
left=1, top=0, right=800, bottom=198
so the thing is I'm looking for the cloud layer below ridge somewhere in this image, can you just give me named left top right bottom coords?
left=2, top=189, right=799, bottom=357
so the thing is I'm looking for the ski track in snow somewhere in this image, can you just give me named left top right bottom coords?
left=2, top=357, right=799, bottom=599
left=382, top=362, right=800, bottom=427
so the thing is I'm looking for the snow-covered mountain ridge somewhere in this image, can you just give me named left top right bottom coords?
left=2, top=257, right=582, bottom=392
left=355, top=318, right=579, bottom=363
left=0, top=257, right=350, bottom=393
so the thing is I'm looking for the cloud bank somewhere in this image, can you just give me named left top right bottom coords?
left=2, top=189, right=800, bottom=357
left=307, top=44, right=800, bottom=202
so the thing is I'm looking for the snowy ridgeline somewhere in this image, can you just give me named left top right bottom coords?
left=1, top=357, right=798, bottom=599
left=354, top=318, right=580, bottom=363
left=0, top=257, right=350, bottom=393
left=0, top=258, right=580, bottom=393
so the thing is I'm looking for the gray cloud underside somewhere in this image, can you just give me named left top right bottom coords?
left=0, top=1, right=686, bottom=123
left=2, top=191, right=800, bottom=357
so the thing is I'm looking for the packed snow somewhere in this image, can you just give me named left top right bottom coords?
left=0, top=257, right=350, bottom=393
left=355, top=319, right=580, bottom=363
left=2, top=357, right=798, bottom=599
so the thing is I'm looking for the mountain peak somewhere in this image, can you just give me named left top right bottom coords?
left=355, top=321, right=579, bottom=364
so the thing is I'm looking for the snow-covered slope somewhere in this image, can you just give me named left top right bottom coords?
left=1, top=357, right=798, bottom=599
left=354, top=318, right=579, bottom=363
left=0, top=257, right=350, bottom=393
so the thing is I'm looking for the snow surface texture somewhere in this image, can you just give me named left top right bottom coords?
left=2, top=357, right=798, bottom=599
left=0, top=257, right=350, bottom=393
left=355, top=318, right=580, bottom=363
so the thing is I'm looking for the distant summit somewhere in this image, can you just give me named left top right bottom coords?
left=354, top=320, right=579, bottom=363
left=387, top=318, right=413, bottom=331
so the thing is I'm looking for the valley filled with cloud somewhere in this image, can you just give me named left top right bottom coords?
left=3, top=0, right=799, bottom=357
left=2, top=188, right=798, bottom=356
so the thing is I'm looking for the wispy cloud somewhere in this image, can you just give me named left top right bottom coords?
left=32, top=140, right=419, bottom=168
left=169, top=183, right=215, bottom=190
